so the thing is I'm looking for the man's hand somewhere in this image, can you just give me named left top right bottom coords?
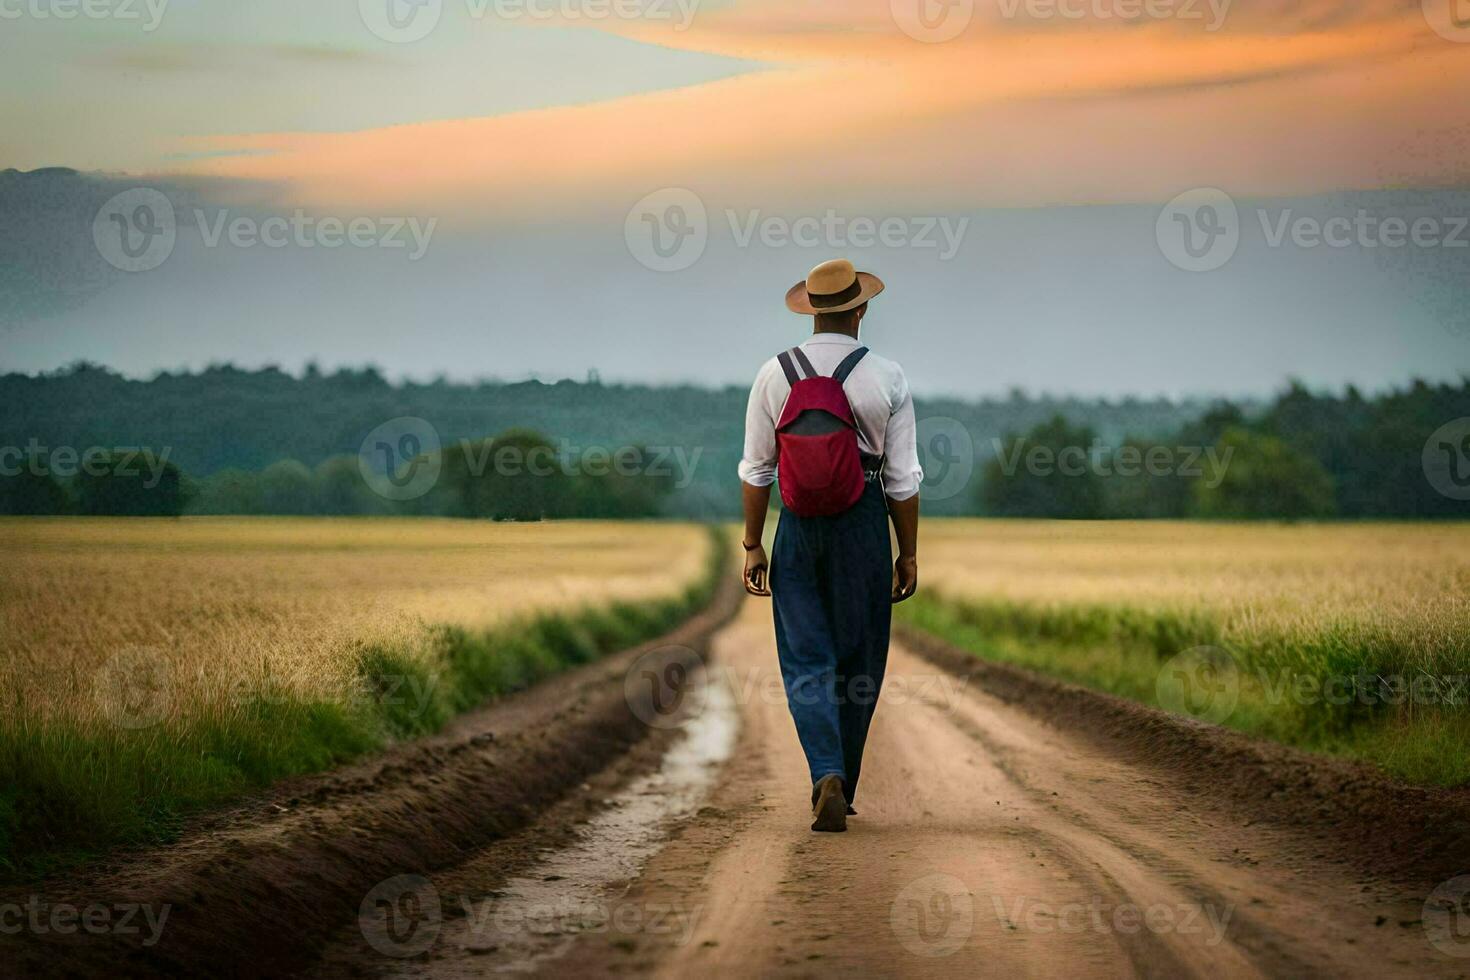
left=891, top=555, right=917, bottom=603
left=744, top=543, right=772, bottom=597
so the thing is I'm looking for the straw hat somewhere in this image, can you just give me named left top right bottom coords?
left=785, top=258, right=885, bottom=315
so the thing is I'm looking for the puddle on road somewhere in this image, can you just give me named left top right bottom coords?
left=393, top=671, right=738, bottom=976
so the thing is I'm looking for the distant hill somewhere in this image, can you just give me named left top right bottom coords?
left=0, top=363, right=1216, bottom=517
left=0, top=167, right=121, bottom=327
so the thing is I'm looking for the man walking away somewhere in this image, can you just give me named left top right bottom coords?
left=737, top=258, right=922, bottom=833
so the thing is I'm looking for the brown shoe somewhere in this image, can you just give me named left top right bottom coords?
left=811, top=774, right=847, bottom=832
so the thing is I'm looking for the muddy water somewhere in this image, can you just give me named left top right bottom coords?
left=389, top=672, right=739, bottom=976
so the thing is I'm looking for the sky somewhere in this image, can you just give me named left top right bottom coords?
left=1, top=0, right=1468, bottom=395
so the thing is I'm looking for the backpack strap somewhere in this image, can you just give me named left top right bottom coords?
left=776, top=350, right=801, bottom=386
left=790, top=347, right=817, bottom=380
left=832, top=346, right=869, bottom=384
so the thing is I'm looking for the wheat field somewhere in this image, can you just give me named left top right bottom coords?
left=920, top=520, right=1470, bottom=670
left=0, top=517, right=716, bottom=871
left=909, top=519, right=1470, bottom=784
left=0, top=517, right=709, bottom=727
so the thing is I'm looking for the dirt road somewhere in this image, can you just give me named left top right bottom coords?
left=329, top=596, right=1462, bottom=978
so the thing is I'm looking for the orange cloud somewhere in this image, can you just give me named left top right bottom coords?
left=173, top=1, right=1470, bottom=215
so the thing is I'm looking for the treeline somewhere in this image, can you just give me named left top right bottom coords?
left=0, top=361, right=1213, bottom=519
left=0, top=450, right=189, bottom=517
left=0, top=430, right=676, bottom=520
left=2, top=363, right=1465, bottom=520
left=983, top=379, right=1469, bottom=519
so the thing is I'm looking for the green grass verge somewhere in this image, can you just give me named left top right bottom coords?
left=898, top=592, right=1470, bottom=788
left=0, top=527, right=726, bottom=881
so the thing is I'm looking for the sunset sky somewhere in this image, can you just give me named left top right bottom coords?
left=2, top=0, right=1468, bottom=393
left=6, top=0, right=1469, bottom=209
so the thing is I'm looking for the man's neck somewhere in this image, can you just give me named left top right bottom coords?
left=812, top=326, right=860, bottom=340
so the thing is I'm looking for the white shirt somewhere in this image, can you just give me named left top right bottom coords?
left=738, top=333, right=923, bottom=501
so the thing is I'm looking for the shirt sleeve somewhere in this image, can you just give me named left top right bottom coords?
left=882, top=369, right=923, bottom=500
left=737, top=360, right=780, bottom=487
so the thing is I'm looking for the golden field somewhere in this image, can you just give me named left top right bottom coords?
left=918, top=520, right=1470, bottom=671
left=907, top=519, right=1470, bottom=784
left=0, top=517, right=710, bottom=727
left=0, top=517, right=718, bottom=872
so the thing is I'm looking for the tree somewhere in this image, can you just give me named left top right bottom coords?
left=73, top=451, right=191, bottom=516
left=445, top=429, right=570, bottom=522
left=190, top=468, right=265, bottom=515
left=981, top=416, right=1106, bottom=518
left=0, top=470, right=70, bottom=515
left=315, top=455, right=378, bottom=515
left=260, top=459, right=315, bottom=514
left=1100, top=438, right=1192, bottom=519
left=566, top=446, right=675, bottom=518
left=1192, top=429, right=1336, bottom=519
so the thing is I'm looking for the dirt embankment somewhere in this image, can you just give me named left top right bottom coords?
left=0, top=571, right=742, bottom=978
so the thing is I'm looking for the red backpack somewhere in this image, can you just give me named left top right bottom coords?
left=774, top=345, right=871, bottom=517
